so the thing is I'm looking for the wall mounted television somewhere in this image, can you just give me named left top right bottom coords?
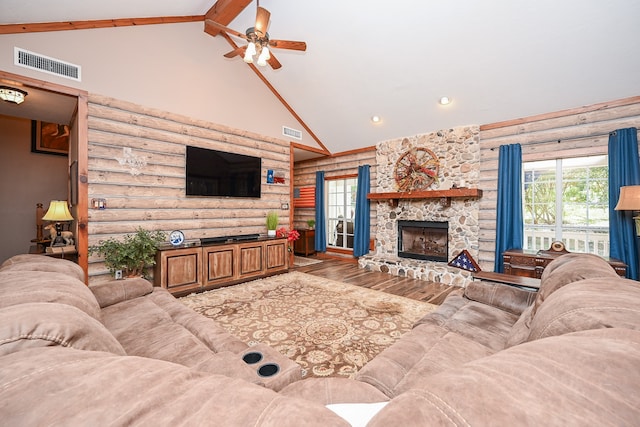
left=185, top=146, right=261, bottom=198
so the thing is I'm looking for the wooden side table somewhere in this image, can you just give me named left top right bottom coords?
left=294, top=229, right=316, bottom=256
left=503, top=248, right=627, bottom=278
left=29, top=245, right=78, bottom=262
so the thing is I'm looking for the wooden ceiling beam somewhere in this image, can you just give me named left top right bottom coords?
left=204, top=0, right=253, bottom=37
left=0, top=16, right=204, bottom=35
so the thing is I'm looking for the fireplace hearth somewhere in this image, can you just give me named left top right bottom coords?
left=398, top=220, right=448, bottom=262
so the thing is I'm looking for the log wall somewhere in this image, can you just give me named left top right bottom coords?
left=293, top=148, right=377, bottom=244
left=478, top=96, right=640, bottom=271
left=87, top=94, right=291, bottom=280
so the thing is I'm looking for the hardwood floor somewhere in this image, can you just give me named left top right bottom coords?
left=293, top=257, right=456, bottom=305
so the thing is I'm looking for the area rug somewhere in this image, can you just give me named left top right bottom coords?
left=293, top=256, right=323, bottom=267
left=180, top=271, right=437, bottom=379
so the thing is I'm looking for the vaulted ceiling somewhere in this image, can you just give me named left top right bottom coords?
left=1, top=0, right=639, bottom=161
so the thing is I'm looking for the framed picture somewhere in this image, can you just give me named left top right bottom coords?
left=31, top=120, right=69, bottom=156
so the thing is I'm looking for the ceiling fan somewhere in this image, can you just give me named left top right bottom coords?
left=205, top=1, right=306, bottom=70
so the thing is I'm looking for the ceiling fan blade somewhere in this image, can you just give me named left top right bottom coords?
left=267, top=52, right=282, bottom=70
left=204, top=19, right=247, bottom=40
left=268, top=39, right=307, bottom=51
left=224, top=46, right=246, bottom=59
left=254, top=6, right=270, bottom=36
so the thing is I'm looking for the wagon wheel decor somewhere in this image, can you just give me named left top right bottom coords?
left=394, top=148, right=440, bottom=192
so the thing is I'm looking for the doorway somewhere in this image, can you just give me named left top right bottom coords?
left=0, top=70, right=88, bottom=280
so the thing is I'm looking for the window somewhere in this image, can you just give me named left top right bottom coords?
left=326, top=177, right=357, bottom=249
left=523, top=155, right=609, bottom=256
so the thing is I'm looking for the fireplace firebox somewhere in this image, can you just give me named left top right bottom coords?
left=398, top=220, right=448, bottom=262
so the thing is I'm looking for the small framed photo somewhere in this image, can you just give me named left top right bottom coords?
left=31, top=120, right=69, bottom=156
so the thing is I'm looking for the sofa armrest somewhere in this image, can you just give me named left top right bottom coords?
left=464, top=281, right=536, bottom=315
left=89, top=278, right=153, bottom=308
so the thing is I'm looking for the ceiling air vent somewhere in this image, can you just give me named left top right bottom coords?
left=14, top=47, right=81, bottom=81
left=282, top=126, right=302, bottom=140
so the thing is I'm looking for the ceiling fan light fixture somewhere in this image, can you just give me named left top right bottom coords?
left=244, top=42, right=257, bottom=63
left=257, top=46, right=270, bottom=66
left=0, top=86, right=27, bottom=104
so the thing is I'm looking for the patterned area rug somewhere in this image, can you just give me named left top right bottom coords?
left=180, top=271, right=437, bottom=378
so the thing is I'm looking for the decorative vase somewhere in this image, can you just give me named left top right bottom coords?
left=267, top=229, right=276, bottom=237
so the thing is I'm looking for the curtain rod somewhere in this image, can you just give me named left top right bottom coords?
left=489, top=130, right=618, bottom=151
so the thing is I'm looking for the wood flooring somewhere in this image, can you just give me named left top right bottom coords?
left=293, top=257, right=456, bottom=305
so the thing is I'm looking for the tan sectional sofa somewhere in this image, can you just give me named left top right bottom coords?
left=2, top=252, right=640, bottom=426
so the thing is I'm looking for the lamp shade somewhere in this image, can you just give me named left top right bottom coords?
left=42, top=200, right=74, bottom=221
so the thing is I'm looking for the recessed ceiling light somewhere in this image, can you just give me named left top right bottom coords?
left=439, top=96, right=451, bottom=105
left=371, top=115, right=381, bottom=123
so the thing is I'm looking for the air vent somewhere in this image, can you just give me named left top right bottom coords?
left=282, top=126, right=302, bottom=140
left=14, top=47, right=81, bottom=81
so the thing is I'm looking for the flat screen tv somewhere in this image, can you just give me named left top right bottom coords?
left=185, top=146, right=261, bottom=198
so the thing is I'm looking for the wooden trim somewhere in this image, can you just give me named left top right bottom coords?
left=328, top=146, right=377, bottom=158
left=205, top=0, right=252, bottom=35
left=326, top=174, right=358, bottom=181
left=368, top=188, right=482, bottom=208
left=75, top=93, right=89, bottom=282
left=291, top=142, right=330, bottom=156
left=0, top=70, right=88, bottom=98
left=0, top=16, right=205, bottom=35
left=480, top=95, right=640, bottom=131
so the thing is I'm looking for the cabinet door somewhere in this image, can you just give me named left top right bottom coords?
left=265, top=239, right=288, bottom=272
left=203, top=245, right=237, bottom=288
left=155, top=247, right=202, bottom=293
left=239, top=242, right=264, bottom=278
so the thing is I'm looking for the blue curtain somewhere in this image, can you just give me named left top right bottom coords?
left=314, top=171, right=327, bottom=252
left=353, top=165, right=371, bottom=257
left=494, top=144, right=524, bottom=272
left=608, top=127, right=640, bottom=280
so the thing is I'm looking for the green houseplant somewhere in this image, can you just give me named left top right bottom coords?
left=306, top=219, right=316, bottom=229
left=89, top=228, right=166, bottom=278
left=266, top=211, right=279, bottom=237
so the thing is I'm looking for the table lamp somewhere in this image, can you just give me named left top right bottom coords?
left=614, top=186, right=640, bottom=236
left=42, top=200, right=74, bottom=246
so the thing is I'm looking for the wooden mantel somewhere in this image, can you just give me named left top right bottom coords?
left=367, top=188, right=482, bottom=207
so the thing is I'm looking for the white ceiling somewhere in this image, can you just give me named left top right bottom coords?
left=1, top=0, right=639, bottom=161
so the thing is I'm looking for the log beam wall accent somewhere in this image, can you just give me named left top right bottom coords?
left=87, top=94, right=290, bottom=281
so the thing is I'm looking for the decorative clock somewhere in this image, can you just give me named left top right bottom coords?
left=394, top=148, right=440, bottom=192
left=169, top=230, right=185, bottom=246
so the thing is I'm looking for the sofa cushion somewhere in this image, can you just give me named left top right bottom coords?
left=415, top=291, right=520, bottom=351
left=89, top=277, right=154, bottom=308
left=0, top=302, right=125, bottom=356
left=0, top=270, right=102, bottom=321
left=280, top=378, right=389, bottom=405
left=463, top=280, right=536, bottom=315
left=0, top=254, right=85, bottom=282
left=367, top=328, right=640, bottom=427
left=0, top=347, right=350, bottom=426
left=527, top=278, right=640, bottom=341
left=99, top=287, right=260, bottom=383
left=533, top=253, right=619, bottom=317
left=506, top=253, right=620, bottom=347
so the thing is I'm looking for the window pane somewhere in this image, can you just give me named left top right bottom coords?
left=523, top=155, right=609, bottom=256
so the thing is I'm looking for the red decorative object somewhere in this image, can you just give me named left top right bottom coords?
left=276, top=227, right=300, bottom=252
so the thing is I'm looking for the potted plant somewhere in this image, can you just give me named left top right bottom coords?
left=266, top=211, right=279, bottom=237
left=306, top=219, right=316, bottom=229
left=89, top=227, right=166, bottom=278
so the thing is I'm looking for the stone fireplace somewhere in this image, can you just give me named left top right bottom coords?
left=398, top=220, right=448, bottom=262
left=359, top=126, right=481, bottom=287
